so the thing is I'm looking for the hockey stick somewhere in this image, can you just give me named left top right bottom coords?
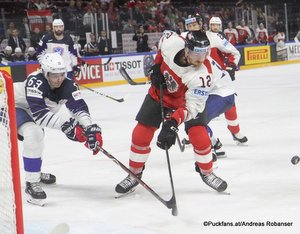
left=119, top=67, right=150, bottom=85
left=99, top=147, right=178, bottom=215
left=80, top=85, right=124, bottom=103
left=176, top=134, right=185, bottom=152
left=159, top=84, right=178, bottom=216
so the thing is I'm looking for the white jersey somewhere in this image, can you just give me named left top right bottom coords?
left=151, top=31, right=235, bottom=122
left=206, top=31, right=240, bottom=66
left=14, top=70, right=92, bottom=129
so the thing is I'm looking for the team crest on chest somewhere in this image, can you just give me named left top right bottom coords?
left=53, top=47, right=64, bottom=55
left=163, top=71, right=178, bottom=93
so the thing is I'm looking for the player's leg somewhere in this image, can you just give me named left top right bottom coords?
left=224, top=104, right=248, bottom=144
left=115, top=95, right=164, bottom=194
left=18, top=121, right=47, bottom=206
left=187, top=124, right=227, bottom=192
left=206, top=126, right=226, bottom=159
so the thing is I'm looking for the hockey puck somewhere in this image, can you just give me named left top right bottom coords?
left=291, top=155, right=300, bottom=165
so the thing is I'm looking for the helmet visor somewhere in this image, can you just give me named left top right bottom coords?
left=187, top=46, right=210, bottom=62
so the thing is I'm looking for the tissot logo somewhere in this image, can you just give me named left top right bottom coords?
left=103, top=60, right=142, bottom=71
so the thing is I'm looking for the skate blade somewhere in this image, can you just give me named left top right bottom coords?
left=235, top=141, right=248, bottom=146
left=26, top=194, right=46, bottom=206
left=216, top=153, right=227, bottom=159
left=115, top=188, right=135, bottom=199
left=219, top=191, right=231, bottom=195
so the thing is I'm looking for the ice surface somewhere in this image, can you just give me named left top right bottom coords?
left=20, top=63, right=300, bottom=234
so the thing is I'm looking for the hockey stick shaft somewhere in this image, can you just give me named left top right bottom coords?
left=80, top=85, right=124, bottom=103
left=159, top=85, right=178, bottom=216
left=119, top=67, right=150, bottom=85
left=99, top=147, right=176, bottom=210
left=176, top=134, right=185, bottom=152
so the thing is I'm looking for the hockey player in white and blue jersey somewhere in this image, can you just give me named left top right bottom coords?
left=14, top=53, right=102, bottom=206
left=36, top=19, right=79, bottom=80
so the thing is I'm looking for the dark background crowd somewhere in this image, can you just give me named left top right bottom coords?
left=0, top=0, right=299, bottom=63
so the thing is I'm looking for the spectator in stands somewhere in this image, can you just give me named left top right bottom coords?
left=6, top=22, right=16, bottom=38
left=122, top=19, right=136, bottom=33
left=30, top=27, right=43, bottom=50
left=83, top=7, right=96, bottom=33
left=223, top=21, right=238, bottom=46
left=26, top=47, right=37, bottom=61
left=98, top=30, right=112, bottom=55
left=12, top=47, right=25, bottom=62
left=0, top=46, right=13, bottom=63
left=175, top=20, right=185, bottom=35
left=273, top=30, right=286, bottom=51
left=236, top=20, right=252, bottom=45
left=20, top=17, right=31, bottom=39
left=83, top=33, right=99, bottom=56
left=43, top=24, right=52, bottom=37
left=294, top=31, right=300, bottom=43
left=8, top=29, right=26, bottom=53
left=132, top=25, right=150, bottom=52
left=255, top=22, right=268, bottom=44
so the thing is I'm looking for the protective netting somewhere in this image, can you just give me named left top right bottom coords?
left=0, top=73, right=17, bottom=234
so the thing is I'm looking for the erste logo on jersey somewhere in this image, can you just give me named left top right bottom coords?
left=192, top=87, right=208, bottom=96
left=164, top=71, right=178, bottom=93
left=53, top=47, right=64, bottom=55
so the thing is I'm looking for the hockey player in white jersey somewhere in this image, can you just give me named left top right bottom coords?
left=115, top=30, right=235, bottom=195
left=182, top=15, right=248, bottom=157
left=14, top=53, right=102, bottom=206
left=36, top=19, right=79, bottom=80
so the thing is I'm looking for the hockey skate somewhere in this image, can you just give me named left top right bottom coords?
left=115, top=171, right=143, bottom=197
left=195, top=163, right=227, bottom=192
left=25, top=182, right=47, bottom=206
left=40, top=173, right=56, bottom=184
left=232, top=133, right=248, bottom=145
left=212, top=138, right=226, bottom=160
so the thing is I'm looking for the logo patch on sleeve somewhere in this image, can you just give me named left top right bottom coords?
left=26, top=87, right=43, bottom=98
left=72, top=90, right=82, bottom=100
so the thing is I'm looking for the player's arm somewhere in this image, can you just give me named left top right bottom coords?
left=64, top=81, right=103, bottom=154
left=25, top=75, right=65, bottom=129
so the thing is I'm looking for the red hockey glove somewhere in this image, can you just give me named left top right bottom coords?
left=61, top=118, right=87, bottom=142
left=84, top=124, right=103, bottom=155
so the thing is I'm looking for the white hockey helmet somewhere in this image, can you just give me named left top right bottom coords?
left=41, top=53, right=66, bottom=76
left=209, top=17, right=222, bottom=26
left=52, top=19, right=64, bottom=27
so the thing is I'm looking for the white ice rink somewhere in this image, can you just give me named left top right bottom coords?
left=20, top=62, right=300, bottom=234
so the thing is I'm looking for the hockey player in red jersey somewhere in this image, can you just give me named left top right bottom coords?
left=182, top=15, right=248, bottom=156
left=115, top=30, right=234, bottom=195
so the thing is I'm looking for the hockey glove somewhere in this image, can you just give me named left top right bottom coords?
left=157, top=119, right=178, bottom=150
left=226, top=64, right=237, bottom=81
left=84, top=124, right=103, bottom=155
left=61, top=118, right=86, bottom=142
left=149, top=64, right=166, bottom=89
left=72, top=65, right=81, bottom=77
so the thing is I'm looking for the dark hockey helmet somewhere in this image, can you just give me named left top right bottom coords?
left=185, top=30, right=210, bottom=61
left=185, top=13, right=203, bottom=26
